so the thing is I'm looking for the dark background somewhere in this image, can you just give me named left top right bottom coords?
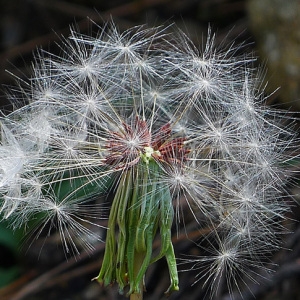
left=0, top=1, right=299, bottom=300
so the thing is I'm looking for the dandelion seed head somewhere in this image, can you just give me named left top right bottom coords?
left=0, top=20, right=297, bottom=299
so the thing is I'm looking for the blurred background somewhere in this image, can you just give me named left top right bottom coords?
left=0, top=0, right=300, bottom=299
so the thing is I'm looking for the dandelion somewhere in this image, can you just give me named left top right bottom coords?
left=0, top=21, right=297, bottom=299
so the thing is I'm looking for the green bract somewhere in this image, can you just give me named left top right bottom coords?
left=96, top=157, right=178, bottom=295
